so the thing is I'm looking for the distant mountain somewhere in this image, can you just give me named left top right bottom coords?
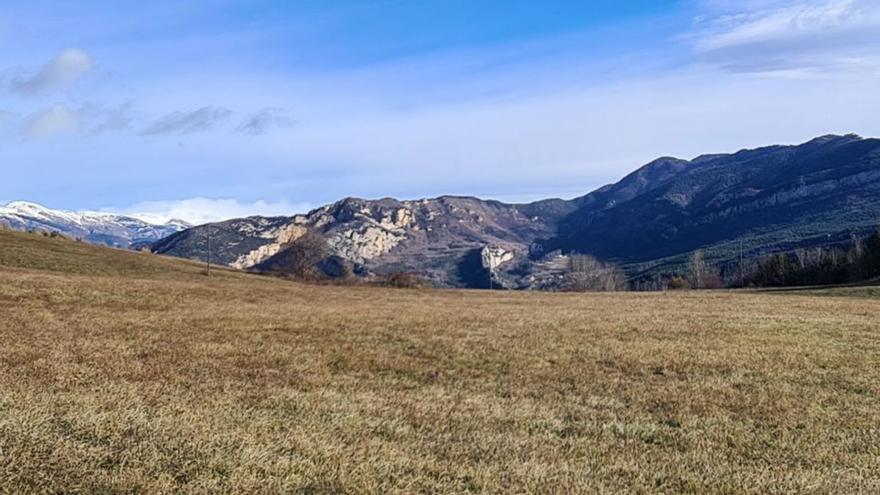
left=153, top=196, right=576, bottom=287
left=0, top=201, right=191, bottom=248
left=544, top=134, right=880, bottom=273
left=154, top=134, right=880, bottom=288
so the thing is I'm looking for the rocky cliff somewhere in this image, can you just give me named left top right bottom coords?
left=154, top=195, right=574, bottom=287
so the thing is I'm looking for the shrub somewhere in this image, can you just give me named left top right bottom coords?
left=380, top=272, right=430, bottom=289
left=265, top=231, right=330, bottom=280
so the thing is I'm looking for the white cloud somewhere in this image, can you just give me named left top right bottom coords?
left=694, top=0, right=880, bottom=73
left=19, top=105, right=80, bottom=138
left=111, top=197, right=314, bottom=225
left=10, top=48, right=95, bottom=95
left=142, top=106, right=233, bottom=136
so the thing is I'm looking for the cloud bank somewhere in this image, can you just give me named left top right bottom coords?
left=113, top=197, right=314, bottom=225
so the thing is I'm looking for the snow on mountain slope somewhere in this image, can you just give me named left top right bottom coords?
left=0, top=201, right=191, bottom=248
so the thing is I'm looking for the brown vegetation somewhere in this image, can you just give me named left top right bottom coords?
left=264, top=230, right=330, bottom=279
left=562, top=254, right=627, bottom=292
left=376, top=271, right=432, bottom=289
left=1, top=229, right=879, bottom=493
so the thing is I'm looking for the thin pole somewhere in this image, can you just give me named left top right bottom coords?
left=206, top=225, right=211, bottom=277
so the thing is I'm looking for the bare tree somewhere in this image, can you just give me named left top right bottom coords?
left=688, top=250, right=707, bottom=289
left=794, top=248, right=808, bottom=270
left=563, top=254, right=627, bottom=292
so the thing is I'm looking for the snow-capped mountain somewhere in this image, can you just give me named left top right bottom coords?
left=0, top=201, right=191, bottom=248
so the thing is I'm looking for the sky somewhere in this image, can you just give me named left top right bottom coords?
left=2, top=0, right=880, bottom=224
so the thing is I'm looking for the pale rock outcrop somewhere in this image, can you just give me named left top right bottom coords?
left=481, top=245, right=514, bottom=271
left=231, top=224, right=307, bottom=269
left=328, top=226, right=403, bottom=262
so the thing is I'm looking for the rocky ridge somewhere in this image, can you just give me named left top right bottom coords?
left=152, top=134, right=880, bottom=288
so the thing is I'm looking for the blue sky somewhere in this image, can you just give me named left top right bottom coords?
left=2, top=0, right=880, bottom=223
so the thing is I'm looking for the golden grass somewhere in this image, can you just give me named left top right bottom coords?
left=1, top=230, right=879, bottom=493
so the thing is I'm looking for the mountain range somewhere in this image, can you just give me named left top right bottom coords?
left=5, top=134, right=879, bottom=289
left=0, top=201, right=190, bottom=248
left=152, top=134, right=880, bottom=288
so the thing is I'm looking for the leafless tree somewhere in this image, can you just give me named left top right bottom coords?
left=688, top=250, right=707, bottom=289
left=563, top=254, right=627, bottom=292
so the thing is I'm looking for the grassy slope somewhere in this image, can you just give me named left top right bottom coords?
left=1, top=229, right=879, bottom=493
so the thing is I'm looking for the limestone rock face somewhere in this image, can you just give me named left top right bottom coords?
left=153, top=194, right=572, bottom=287
left=328, top=225, right=406, bottom=263
left=481, top=245, right=514, bottom=271
left=316, top=201, right=415, bottom=263
left=231, top=224, right=307, bottom=269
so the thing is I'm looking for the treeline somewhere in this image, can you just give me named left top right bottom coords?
left=627, top=230, right=880, bottom=291
left=562, top=254, right=627, bottom=292
left=738, top=231, right=880, bottom=287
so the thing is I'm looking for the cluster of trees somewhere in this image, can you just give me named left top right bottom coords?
left=376, top=272, right=431, bottom=289
left=562, top=254, right=628, bottom=292
left=628, top=230, right=880, bottom=291
left=740, top=231, right=880, bottom=287
left=685, top=250, right=725, bottom=289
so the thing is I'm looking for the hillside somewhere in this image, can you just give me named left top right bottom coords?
left=545, top=134, right=880, bottom=272
left=3, top=226, right=880, bottom=493
left=0, top=228, right=231, bottom=280
left=153, top=134, right=880, bottom=288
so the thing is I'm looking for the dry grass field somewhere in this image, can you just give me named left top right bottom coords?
left=1, top=229, right=879, bottom=493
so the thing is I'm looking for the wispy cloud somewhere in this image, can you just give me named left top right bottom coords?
left=111, top=197, right=313, bottom=224
left=141, top=106, right=233, bottom=136
left=10, top=48, right=95, bottom=95
left=16, top=102, right=135, bottom=139
left=19, top=105, right=80, bottom=138
left=694, top=0, right=880, bottom=73
left=87, top=101, right=135, bottom=135
left=237, top=107, right=295, bottom=135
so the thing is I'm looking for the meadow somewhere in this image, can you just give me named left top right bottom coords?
left=1, top=229, right=878, bottom=493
